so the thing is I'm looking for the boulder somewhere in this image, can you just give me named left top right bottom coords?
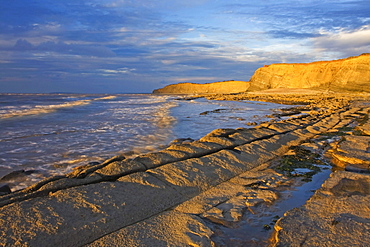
left=0, top=184, right=11, bottom=194
left=0, top=169, right=37, bottom=182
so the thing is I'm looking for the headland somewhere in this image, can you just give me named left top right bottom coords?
left=152, top=80, right=250, bottom=94
left=153, top=53, right=370, bottom=94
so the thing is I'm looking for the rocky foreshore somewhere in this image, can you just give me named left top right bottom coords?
left=0, top=91, right=369, bottom=246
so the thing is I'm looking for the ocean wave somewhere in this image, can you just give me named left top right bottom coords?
left=0, top=129, right=80, bottom=142
left=129, top=100, right=178, bottom=156
left=0, top=95, right=117, bottom=119
left=0, top=94, right=179, bottom=191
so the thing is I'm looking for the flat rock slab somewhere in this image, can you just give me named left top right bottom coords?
left=357, top=121, right=370, bottom=135
left=147, top=154, right=243, bottom=198
left=0, top=126, right=310, bottom=246
left=86, top=211, right=214, bottom=247
left=0, top=172, right=184, bottom=247
left=272, top=171, right=370, bottom=247
left=0, top=101, right=365, bottom=246
left=332, top=135, right=370, bottom=172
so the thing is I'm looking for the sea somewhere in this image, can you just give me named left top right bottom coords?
left=0, top=93, right=290, bottom=191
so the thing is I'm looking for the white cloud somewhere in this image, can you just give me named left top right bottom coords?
left=312, top=25, right=370, bottom=55
left=116, top=27, right=130, bottom=32
left=99, top=68, right=136, bottom=74
left=161, top=60, right=177, bottom=65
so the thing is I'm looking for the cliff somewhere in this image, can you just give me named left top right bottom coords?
left=249, top=53, right=370, bottom=92
left=152, top=80, right=250, bottom=94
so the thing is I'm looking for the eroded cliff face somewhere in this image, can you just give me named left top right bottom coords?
left=152, top=81, right=250, bottom=94
left=249, top=53, right=370, bottom=92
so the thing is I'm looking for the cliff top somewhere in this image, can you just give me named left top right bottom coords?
left=266, top=53, right=370, bottom=67
left=163, top=80, right=248, bottom=86
left=153, top=53, right=370, bottom=94
left=152, top=80, right=250, bottom=94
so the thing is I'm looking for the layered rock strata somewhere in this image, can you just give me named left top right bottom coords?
left=152, top=80, right=250, bottom=94
left=0, top=95, right=369, bottom=246
left=249, top=53, right=370, bottom=92
left=271, top=104, right=370, bottom=246
left=271, top=171, right=370, bottom=247
left=152, top=54, right=370, bottom=94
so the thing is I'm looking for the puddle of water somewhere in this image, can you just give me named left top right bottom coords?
left=291, top=168, right=312, bottom=175
left=209, top=166, right=332, bottom=247
left=277, top=165, right=331, bottom=210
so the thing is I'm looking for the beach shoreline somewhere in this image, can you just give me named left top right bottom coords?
left=0, top=90, right=369, bottom=246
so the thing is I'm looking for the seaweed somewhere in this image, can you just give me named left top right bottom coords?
left=275, top=146, right=326, bottom=181
left=357, top=113, right=369, bottom=126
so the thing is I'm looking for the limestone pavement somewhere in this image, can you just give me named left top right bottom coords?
left=0, top=94, right=369, bottom=246
left=271, top=101, right=370, bottom=247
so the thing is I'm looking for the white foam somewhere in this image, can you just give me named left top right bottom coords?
left=0, top=94, right=296, bottom=192
left=0, top=95, right=117, bottom=119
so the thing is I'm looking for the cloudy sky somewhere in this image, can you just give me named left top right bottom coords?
left=1, top=0, right=369, bottom=93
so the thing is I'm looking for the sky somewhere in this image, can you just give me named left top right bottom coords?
left=1, top=0, right=369, bottom=93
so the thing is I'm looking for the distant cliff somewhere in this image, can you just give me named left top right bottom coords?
left=152, top=81, right=250, bottom=94
left=249, top=53, right=370, bottom=92
left=153, top=54, right=370, bottom=94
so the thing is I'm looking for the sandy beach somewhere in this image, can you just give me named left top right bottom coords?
left=0, top=90, right=369, bottom=246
